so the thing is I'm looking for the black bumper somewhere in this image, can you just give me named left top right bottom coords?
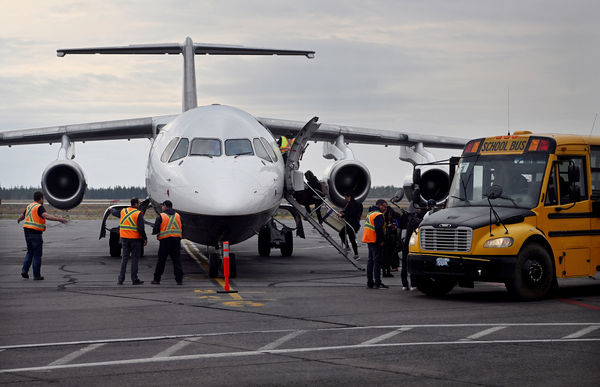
left=408, top=253, right=518, bottom=283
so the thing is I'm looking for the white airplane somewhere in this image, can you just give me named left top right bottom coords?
left=0, top=37, right=466, bottom=276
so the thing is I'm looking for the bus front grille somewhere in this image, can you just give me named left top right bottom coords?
left=419, top=226, right=472, bottom=252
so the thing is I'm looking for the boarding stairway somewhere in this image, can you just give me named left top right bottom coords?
left=282, top=117, right=364, bottom=270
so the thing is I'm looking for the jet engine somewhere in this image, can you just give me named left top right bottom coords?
left=324, top=159, right=371, bottom=207
left=41, top=160, right=87, bottom=210
left=404, top=168, right=450, bottom=205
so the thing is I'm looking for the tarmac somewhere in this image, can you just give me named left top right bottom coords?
left=0, top=219, right=599, bottom=386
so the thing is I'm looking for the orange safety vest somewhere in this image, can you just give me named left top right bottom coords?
left=157, top=212, right=182, bottom=240
left=279, top=137, right=295, bottom=154
left=23, top=202, right=46, bottom=232
left=361, top=210, right=382, bottom=243
left=120, top=207, right=142, bottom=239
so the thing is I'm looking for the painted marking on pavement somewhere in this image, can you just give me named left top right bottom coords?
left=462, top=326, right=506, bottom=341
left=360, top=328, right=412, bottom=345
left=562, top=325, right=600, bottom=339
left=2, top=338, right=599, bottom=374
left=153, top=337, right=202, bottom=358
left=47, top=343, right=106, bottom=366
left=259, top=330, right=306, bottom=351
left=556, top=298, right=600, bottom=311
left=3, top=323, right=599, bottom=351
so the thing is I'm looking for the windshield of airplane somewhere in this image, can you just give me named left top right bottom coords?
left=225, top=139, right=254, bottom=156
left=447, top=153, right=549, bottom=209
left=169, top=138, right=189, bottom=163
left=190, top=138, right=221, bottom=157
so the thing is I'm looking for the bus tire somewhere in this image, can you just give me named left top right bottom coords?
left=414, top=276, right=457, bottom=297
left=506, top=244, right=554, bottom=301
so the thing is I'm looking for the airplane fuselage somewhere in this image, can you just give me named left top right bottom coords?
left=146, top=105, right=284, bottom=245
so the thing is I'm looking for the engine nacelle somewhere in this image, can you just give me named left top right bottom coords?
left=403, top=168, right=450, bottom=205
left=324, top=160, right=371, bottom=207
left=41, top=160, right=87, bottom=210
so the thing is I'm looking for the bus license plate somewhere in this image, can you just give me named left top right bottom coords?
left=436, top=257, right=450, bottom=267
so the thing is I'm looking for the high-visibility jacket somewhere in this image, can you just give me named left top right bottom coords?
left=157, top=212, right=182, bottom=240
left=120, top=207, right=142, bottom=239
left=23, top=202, right=46, bottom=232
left=279, top=136, right=295, bottom=154
left=361, top=210, right=383, bottom=243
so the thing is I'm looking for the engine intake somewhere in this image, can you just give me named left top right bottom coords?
left=405, top=168, right=450, bottom=205
left=41, top=160, right=87, bottom=210
left=325, top=160, right=370, bottom=207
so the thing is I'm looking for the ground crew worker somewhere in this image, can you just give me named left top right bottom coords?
left=361, top=199, right=388, bottom=289
left=17, top=191, right=68, bottom=280
left=277, top=136, right=295, bottom=162
left=118, top=197, right=147, bottom=285
left=151, top=200, right=184, bottom=285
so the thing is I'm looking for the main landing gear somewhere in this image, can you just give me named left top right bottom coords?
left=258, top=220, right=294, bottom=257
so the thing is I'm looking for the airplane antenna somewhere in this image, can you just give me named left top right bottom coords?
left=507, top=87, right=511, bottom=135
left=590, top=112, right=598, bottom=136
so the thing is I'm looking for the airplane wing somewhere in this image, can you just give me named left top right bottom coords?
left=0, top=115, right=177, bottom=146
left=257, top=117, right=467, bottom=149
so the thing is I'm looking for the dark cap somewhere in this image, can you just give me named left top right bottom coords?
left=162, top=200, right=173, bottom=208
left=130, top=197, right=140, bottom=206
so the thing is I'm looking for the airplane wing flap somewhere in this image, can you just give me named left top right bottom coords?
left=257, top=117, right=467, bottom=149
left=0, top=115, right=178, bottom=146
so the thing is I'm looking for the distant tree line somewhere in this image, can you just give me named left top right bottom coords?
left=367, top=185, right=403, bottom=199
left=0, top=186, right=147, bottom=200
left=2, top=185, right=399, bottom=200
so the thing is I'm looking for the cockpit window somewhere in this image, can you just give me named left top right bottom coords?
left=161, top=137, right=180, bottom=163
left=225, top=139, right=254, bottom=156
left=253, top=138, right=272, bottom=162
left=190, top=138, right=221, bottom=157
left=169, top=138, right=189, bottom=163
left=260, top=137, right=278, bottom=162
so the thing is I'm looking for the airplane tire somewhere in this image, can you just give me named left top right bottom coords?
left=414, top=276, right=457, bottom=297
left=209, top=253, right=220, bottom=278
left=505, top=244, right=554, bottom=301
left=280, top=230, right=293, bottom=257
left=258, top=226, right=271, bottom=257
left=228, top=253, right=237, bottom=279
left=109, top=228, right=121, bottom=257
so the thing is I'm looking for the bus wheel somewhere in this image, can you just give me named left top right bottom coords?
left=414, top=276, right=457, bottom=297
left=506, top=244, right=554, bottom=301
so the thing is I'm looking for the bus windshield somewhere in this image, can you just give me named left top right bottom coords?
left=447, top=153, right=549, bottom=209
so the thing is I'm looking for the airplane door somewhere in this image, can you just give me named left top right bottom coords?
left=539, top=154, right=591, bottom=277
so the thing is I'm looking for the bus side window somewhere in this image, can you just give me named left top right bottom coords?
left=545, top=165, right=558, bottom=206
left=590, top=146, right=600, bottom=200
left=558, top=157, right=586, bottom=204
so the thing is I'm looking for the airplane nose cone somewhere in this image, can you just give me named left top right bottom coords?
left=203, top=177, right=261, bottom=215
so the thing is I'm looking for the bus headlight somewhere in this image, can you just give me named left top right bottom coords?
left=483, top=237, right=514, bottom=248
left=409, top=232, right=417, bottom=246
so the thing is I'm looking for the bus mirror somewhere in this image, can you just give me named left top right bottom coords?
left=413, top=169, right=421, bottom=185
left=391, top=188, right=404, bottom=203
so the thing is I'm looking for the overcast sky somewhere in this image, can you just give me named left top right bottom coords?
left=1, top=0, right=599, bottom=189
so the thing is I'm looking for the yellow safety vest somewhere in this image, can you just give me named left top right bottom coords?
left=120, top=207, right=142, bottom=239
left=23, top=202, right=46, bottom=232
left=158, top=212, right=182, bottom=240
left=279, top=137, right=295, bottom=154
left=361, top=211, right=382, bottom=243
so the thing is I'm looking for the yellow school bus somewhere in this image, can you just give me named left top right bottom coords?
left=408, top=131, right=600, bottom=300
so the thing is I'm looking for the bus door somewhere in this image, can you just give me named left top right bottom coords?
left=538, top=152, right=591, bottom=277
